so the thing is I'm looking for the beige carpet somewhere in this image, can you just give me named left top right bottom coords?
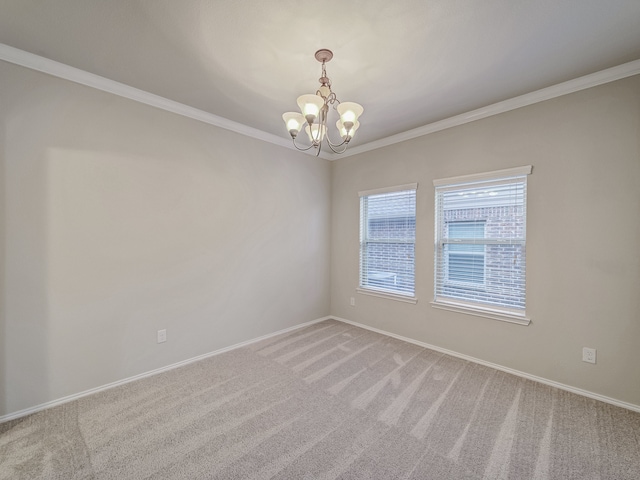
left=1, top=319, right=639, bottom=479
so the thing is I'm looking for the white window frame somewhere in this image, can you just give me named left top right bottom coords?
left=358, top=183, right=418, bottom=304
left=432, top=166, right=532, bottom=325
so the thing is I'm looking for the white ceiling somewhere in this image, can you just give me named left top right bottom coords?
left=1, top=0, right=640, bottom=150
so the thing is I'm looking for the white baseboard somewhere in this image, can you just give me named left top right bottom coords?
left=331, top=316, right=640, bottom=414
left=4, top=314, right=637, bottom=422
left=0, top=316, right=331, bottom=423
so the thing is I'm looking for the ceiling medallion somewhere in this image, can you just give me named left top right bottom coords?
left=282, top=49, right=363, bottom=156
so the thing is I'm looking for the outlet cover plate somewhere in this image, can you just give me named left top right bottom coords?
left=582, top=347, right=596, bottom=364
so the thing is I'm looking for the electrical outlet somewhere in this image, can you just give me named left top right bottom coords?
left=582, top=347, right=596, bottom=364
left=350, top=297, right=355, bottom=306
left=157, top=329, right=167, bottom=344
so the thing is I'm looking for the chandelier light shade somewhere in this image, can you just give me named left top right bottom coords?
left=282, top=112, right=305, bottom=134
left=337, top=119, right=359, bottom=138
left=336, top=102, right=364, bottom=125
left=297, top=94, right=324, bottom=122
left=282, top=49, right=363, bottom=155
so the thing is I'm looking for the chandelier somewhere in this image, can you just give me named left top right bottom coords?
left=282, top=49, right=364, bottom=155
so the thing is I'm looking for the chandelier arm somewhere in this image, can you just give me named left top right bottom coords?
left=326, top=141, right=350, bottom=154
left=323, top=98, right=349, bottom=148
left=310, top=119, right=324, bottom=143
left=325, top=133, right=348, bottom=148
left=307, top=105, right=329, bottom=145
left=324, top=118, right=349, bottom=148
left=292, top=137, right=316, bottom=152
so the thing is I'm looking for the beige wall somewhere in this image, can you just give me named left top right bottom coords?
left=331, top=75, right=640, bottom=407
left=0, top=62, right=331, bottom=416
left=1, top=59, right=638, bottom=419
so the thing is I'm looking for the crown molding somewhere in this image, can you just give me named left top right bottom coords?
left=1, top=43, right=638, bottom=162
left=0, top=43, right=333, bottom=160
left=339, top=59, right=640, bottom=159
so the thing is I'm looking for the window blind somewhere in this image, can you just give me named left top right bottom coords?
left=434, top=173, right=528, bottom=315
left=360, top=185, right=417, bottom=297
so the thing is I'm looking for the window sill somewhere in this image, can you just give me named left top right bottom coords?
left=357, top=287, right=417, bottom=304
left=430, top=300, right=530, bottom=325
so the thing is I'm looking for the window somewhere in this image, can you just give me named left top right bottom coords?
left=433, top=166, right=531, bottom=324
left=358, top=184, right=417, bottom=302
